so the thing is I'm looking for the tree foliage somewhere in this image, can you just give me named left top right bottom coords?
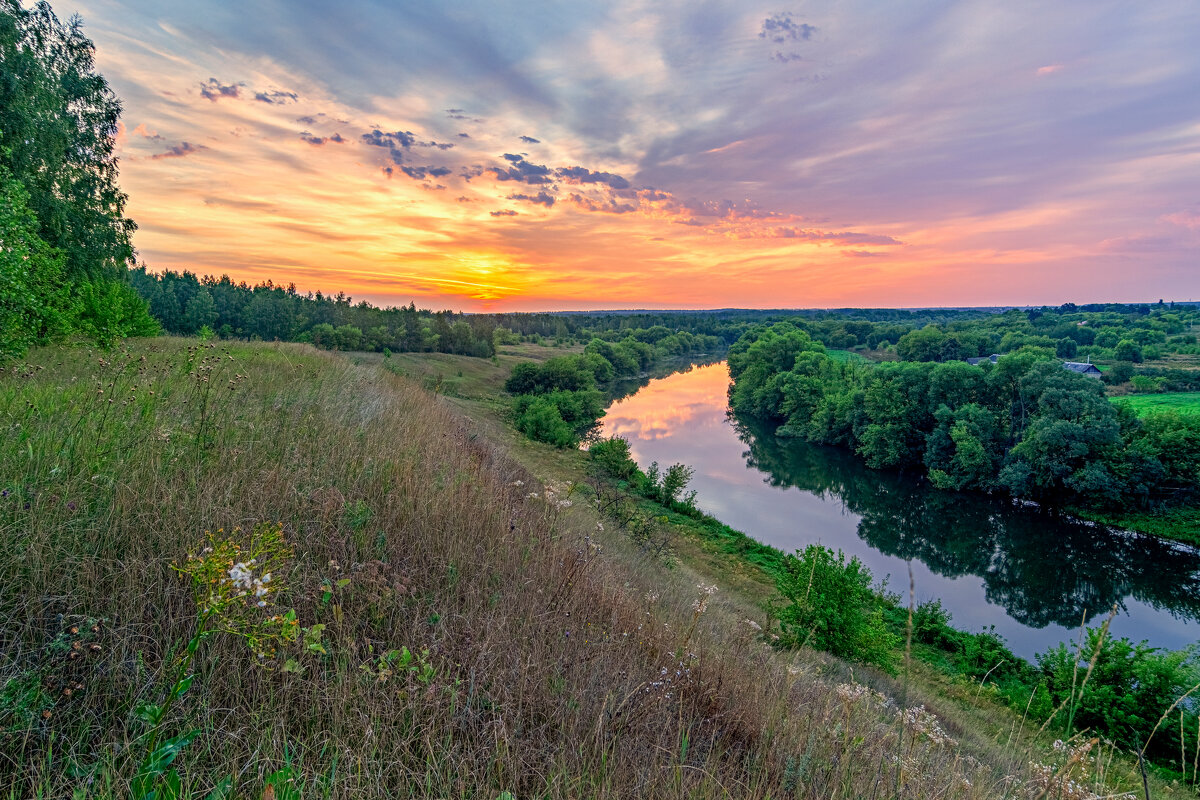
left=773, top=544, right=898, bottom=671
left=0, top=0, right=135, bottom=282
left=0, top=0, right=156, bottom=356
left=728, top=322, right=1200, bottom=514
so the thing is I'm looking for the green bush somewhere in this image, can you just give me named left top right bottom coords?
left=773, top=544, right=898, bottom=671
left=514, top=396, right=576, bottom=447
left=1037, top=629, right=1200, bottom=759
left=589, top=436, right=639, bottom=480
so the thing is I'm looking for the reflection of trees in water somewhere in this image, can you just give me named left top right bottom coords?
left=734, top=416, right=1200, bottom=630
left=606, top=355, right=727, bottom=404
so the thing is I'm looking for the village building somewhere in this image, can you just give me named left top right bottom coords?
left=964, top=354, right=1103, bottom=378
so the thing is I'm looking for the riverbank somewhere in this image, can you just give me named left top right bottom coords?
left=382, top=344, right=1197, bottom=792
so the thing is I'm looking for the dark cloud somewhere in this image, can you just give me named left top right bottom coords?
left=363, top=129, right=417, bottom=148
left=458, top=132, right=471, bottom=138
left=417, top=140, right=456, bottom=150
left=759, top=13, right=817, bottom=63
left=296, top=115, right=317, bottom=125
left=203, top=196, right=275, bottom=211
left=199, top=78, right=242, bottom=102
left=361, top=129, right=417, bottom=164
left=519, top=135, right=541, bottom=144
left=400, top=165, right=453, bottom=180
left=150, top=141, right=207, bottom=160
left=455, top=196, right=475, bottom=203
left=843, top=249, right=885, bottom=258
left=556, top=165, right=630, bottom=190
left=490, top=209, right=518, bottom=217
left=488, top=155, right=552, bottom=184
left=255, top=89, right=299, bottom=104
left=300, top=132, right=347, bottom=146
left=507, top=191, right=556, bottom=207
left=759, top=227, right=902, bottom=245
left=759, top=13, right=816, bottom=43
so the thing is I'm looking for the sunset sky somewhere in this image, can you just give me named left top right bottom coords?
left=62, top=0, right=1200, bottom=310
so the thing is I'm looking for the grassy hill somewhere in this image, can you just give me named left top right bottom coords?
left=0, top=339, right=1172, bottom=799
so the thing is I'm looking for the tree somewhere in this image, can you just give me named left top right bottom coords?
left=0, top=1, right=135, bottom=282
left=182, top=288, right=217, bottom=333
left=0, top=166, right=73, bottom=358
left=1114, top=339, right=1144, bottom=363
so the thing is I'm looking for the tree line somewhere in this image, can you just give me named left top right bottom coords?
left=728, top=321, right=1200, bottom=516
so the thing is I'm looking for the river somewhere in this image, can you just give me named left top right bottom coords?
left=600, top=361, right=1200, bottom=660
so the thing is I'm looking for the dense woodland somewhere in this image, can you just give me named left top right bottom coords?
left=725, top=318, right=1200, bottom=517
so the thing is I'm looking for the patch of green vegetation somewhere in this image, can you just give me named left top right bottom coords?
left=1072, top=505, right=1200, bottom=547
left=1116, top=391, right=1200, bottom=416
left=825, top=348, right=870, bottom=363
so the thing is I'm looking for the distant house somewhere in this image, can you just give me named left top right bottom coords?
left=965, top=353, right=1104, bottom=379
left=1063, top=360, right=1102, bottom=378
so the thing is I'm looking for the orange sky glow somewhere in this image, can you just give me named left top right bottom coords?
left=63, top=1, right=1200, bottom=311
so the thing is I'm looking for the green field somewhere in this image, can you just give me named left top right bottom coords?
left=1115, top=391, right=1200, bottom=415
left=825, top=348, right=870, bottom=363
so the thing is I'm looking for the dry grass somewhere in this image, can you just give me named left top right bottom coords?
left=0, top=338, right=1151, bottom=798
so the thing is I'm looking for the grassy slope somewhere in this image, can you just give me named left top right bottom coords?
left=370, top=346, right=1184, bottom=798
left=0, top=339, right=1172, bottom=799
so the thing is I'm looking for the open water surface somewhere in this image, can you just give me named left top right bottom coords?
left=601, top=361, right=1200, bottom=659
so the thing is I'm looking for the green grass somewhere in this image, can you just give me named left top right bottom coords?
left=825, top=348, right=870, bottom=363
left=1114, top=390, right=1200, bottom=415
left=2, top=337, right=1182, bottom=800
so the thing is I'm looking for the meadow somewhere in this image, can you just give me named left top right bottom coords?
left=2, top=338, right=1176, bottom=799
left=1117, top=391, right=1200, bottom=415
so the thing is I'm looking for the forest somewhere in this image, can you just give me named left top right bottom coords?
left=726, top=318, right=1200, bottom=523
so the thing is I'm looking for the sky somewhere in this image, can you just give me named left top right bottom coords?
left=59, top=0, right=1200, bottom=311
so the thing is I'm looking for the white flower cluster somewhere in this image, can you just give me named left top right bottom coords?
left=225, top=558, right=273, bottom=607
left=835, top=681, right=889, bottom=707
left=692, top=583, right=717, bottom=614
left=897, top=704, right=957, bottom=749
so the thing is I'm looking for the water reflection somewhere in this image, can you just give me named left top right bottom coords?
left=736, top=415, right=1200, bottom=630
left=602, top=362, right=1200, bottom=656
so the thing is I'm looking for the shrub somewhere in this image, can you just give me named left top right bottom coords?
left=589, top=436, right=638, bottom=480
left=0, top=169, right=74, bottom=358
left=773, top=544, right=898, bottom=671
left=514, top=396, right=576, bottom=447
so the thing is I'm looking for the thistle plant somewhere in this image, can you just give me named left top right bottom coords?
left=130, top=522, right=306, bottom=800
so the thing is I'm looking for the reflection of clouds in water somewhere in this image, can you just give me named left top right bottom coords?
left=603, top=361, right=1200, bottom=660
left=603, top=364, right=732, bottom=441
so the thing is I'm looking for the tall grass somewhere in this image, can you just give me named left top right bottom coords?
left=0, top=339, right=1143, bottom=798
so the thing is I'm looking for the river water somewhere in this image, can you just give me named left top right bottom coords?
left=600, top=361, right=1200, bottom=660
